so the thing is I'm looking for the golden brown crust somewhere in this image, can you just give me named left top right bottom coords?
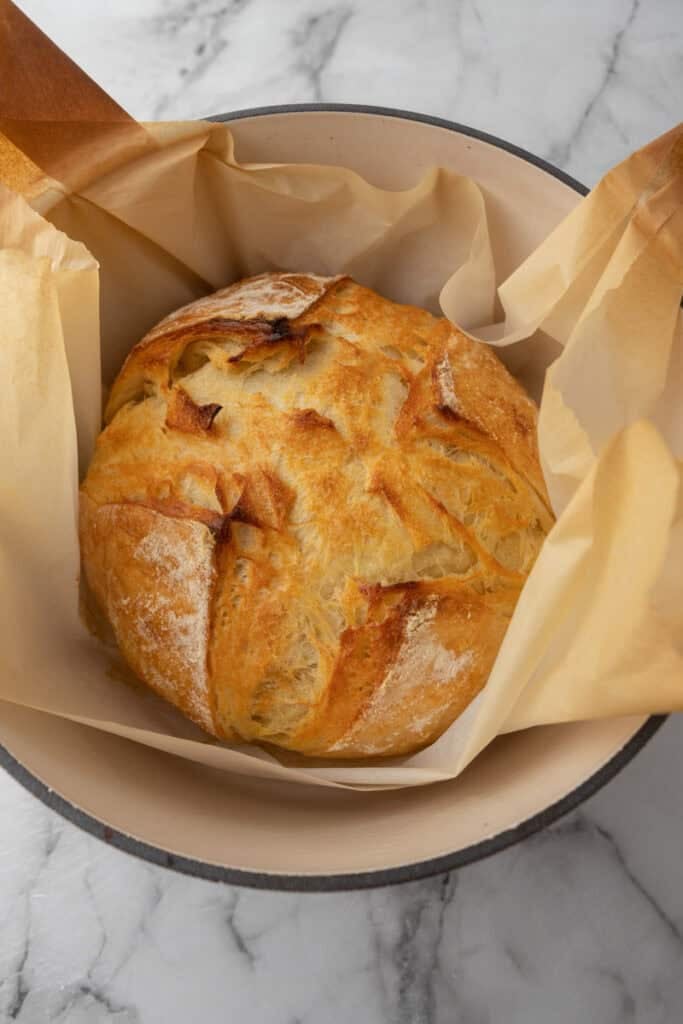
left=79, top=494, right=219, bottom=733
left=165, top=387, right=222, bottom=436
left=80, top=272, right=553, bottom=757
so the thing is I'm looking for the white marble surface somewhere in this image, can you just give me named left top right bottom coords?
left=2, top=1, right=683, bottom=1021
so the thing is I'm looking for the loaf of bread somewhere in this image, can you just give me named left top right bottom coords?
left=80, top=273, right=553, bottom=757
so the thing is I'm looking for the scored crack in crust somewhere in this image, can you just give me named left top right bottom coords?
left=79, top=272, right=554, bottom=758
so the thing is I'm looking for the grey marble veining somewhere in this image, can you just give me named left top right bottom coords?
left=3, top=720, right=683, bottom=1022
left=2, top=2, right=683, bottom=1022
left=15, top=0, right=683, bottom=185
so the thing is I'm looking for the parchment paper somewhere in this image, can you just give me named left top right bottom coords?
left=0, top=118, right=681, bottom=789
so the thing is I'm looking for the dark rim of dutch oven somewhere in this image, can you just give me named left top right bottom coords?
left=0, top=103, right=668, bottom=892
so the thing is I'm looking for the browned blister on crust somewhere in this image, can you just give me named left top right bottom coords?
left=81, top=272, right=553, bottom=757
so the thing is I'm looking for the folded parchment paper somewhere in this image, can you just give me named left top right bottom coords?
left=1, top=115, right=681, bottom=789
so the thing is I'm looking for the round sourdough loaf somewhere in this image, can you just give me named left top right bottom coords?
left=80, top=273, right=553, bottom=757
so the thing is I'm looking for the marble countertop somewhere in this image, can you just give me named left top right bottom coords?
left=2, top=1, right=683, bottom=1021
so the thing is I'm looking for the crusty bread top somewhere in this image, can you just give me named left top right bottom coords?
left=81, top=273, right=553, bottom=757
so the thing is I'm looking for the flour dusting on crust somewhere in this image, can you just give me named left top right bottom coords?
left=434, top=352, right=459, bottom=413
left=135, top=530, right=212, bottom=671
left=147, top=272, right=344, bottom=344
left=100, top=508, right=216, bottom=731
left=331, top=600, right=474, bottom=754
